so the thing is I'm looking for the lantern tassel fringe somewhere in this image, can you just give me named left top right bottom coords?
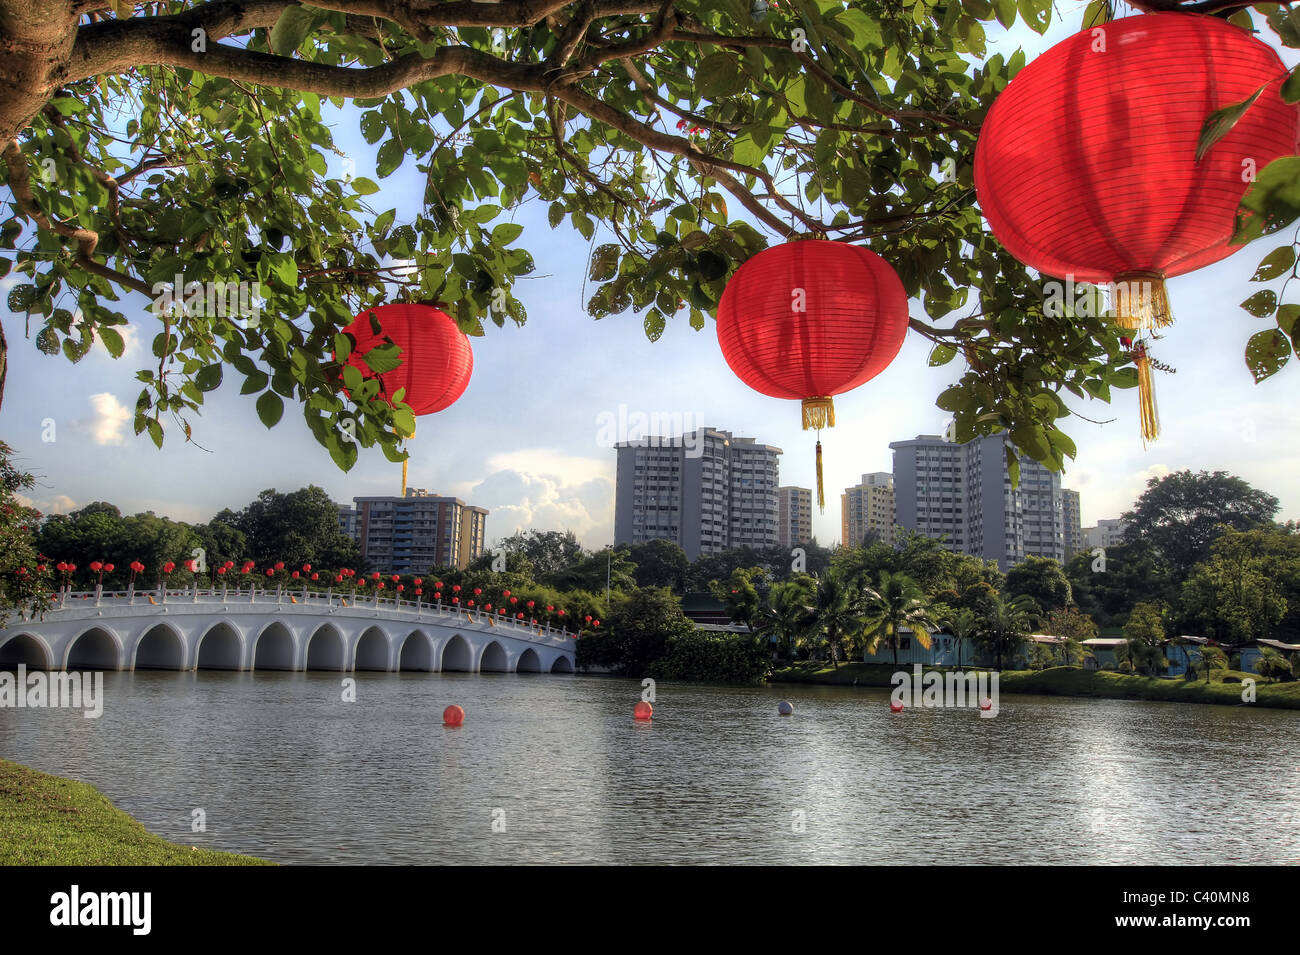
left=399, top=423, right=417, bottom=497
left=1136, top=353, right=1160, bottom=444
left=1113, top=271, right=1172, bottom=332
left=802, top=396, right=836, bottom=431
left=816, top=440, right=825, bottom=513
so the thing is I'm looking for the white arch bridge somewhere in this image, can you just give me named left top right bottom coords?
left=0, top=587, right=577, bottom=675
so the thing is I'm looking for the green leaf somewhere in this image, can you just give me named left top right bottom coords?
left=98, top=326, right=124, bottom=358
left=643, top=309, right=666, bottom=343
left=327, top=435, right=359, bottom=472
left=1283, top=64, right=1300, bottom=105
left=256, top=390, right=285, bottom=428
left=1240, top=289, right=1278, bottom=317
left=1245, top=328, right=1291, bottom=382
left=1277, top=303, right=1300, bottom=340
left=492, top=222, right=524, bottom=245
left=1081, top=0, right=1111, bottom=27
left=1251, top=245, right=1296, bottom=281
left=928, top=344, right=958, bottom=367
left=993, top=0, right=1017, bottom=28
left=333, top=332, right=352, bottom=361
left=1017, top=0, right=1051, bottom=34
left=696, top=52, right=746, bottom=99
left=361, top=342, right=403, bottom=374
left=240, top=370, right=269, bottom=395
left=269, top=4, right=323, bottom=57
left=351, top=177, right=380, bottom=195
left=195, top=363, right=223, bottom=392
left=589, top=244, right=619, bottom=282
left=1196, top=84, right=1266, bottom=162
left=1237, top=156, right=1300, bottom=242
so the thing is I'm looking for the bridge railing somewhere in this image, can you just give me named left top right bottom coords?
left=30, top=585, right=578, bottom=648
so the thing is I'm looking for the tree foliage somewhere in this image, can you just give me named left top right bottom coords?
left=6, top=1, right=1295, bottom=474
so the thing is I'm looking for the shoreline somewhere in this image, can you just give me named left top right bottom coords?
left=0, top=758, right=273, bottom=866
left=767, top=662, right=1300, bottom=710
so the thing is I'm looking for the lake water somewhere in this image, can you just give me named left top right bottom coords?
left=2, top=671, right=1297, bottom=864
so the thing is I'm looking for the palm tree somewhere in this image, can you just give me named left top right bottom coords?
left=976, top=593, right=1038, bottom=670
left=941, top=607, right=979, bottom=669
left=799, top=569, right=862, bottom=669
left=859, top=571, right=940, bottom=668
left=754, top=578, right=813, bottom=660
left=1199, top=644, right=1228, bottom=684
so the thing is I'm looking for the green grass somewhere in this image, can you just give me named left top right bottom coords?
left=0, top=759, right=273, bottom=865
left=768, top=662, right=1300, bottom=710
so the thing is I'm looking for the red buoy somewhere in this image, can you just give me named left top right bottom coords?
left=633, top=701, right=653, bottom=721
left=443, top=705, right=465, bottom=727
left=890, top=700, right=904, bottom=714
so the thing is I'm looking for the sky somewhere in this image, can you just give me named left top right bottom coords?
left=2, top=6, right=1298, bottom=551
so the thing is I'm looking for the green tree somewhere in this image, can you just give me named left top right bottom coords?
left=1123, top=601, right=1167, bottom=677
left=579, top=586, right=692, bottom=676
left=7, top=0, right=1258, bottom=480
left=1122, top=471, right=1280, bottom=582
left=709, top=566, right=768, bottom=631
left=499, top=529, right=584, bottom=580
left=542, top=545, right=635, bottom=594
left=976, top=593, right=1038, bottom=671
left=1254, top=647, right=1295, bottom=683
left=940, top=607, right=979, bottom=669
left=753, top=575, right=814, bottom=659
left=799, top=569, right=862, bottom=669
left=231, top=486, right=360, bottom=570
left=1004, top=556, right=1073, bottom=613
left=859, top=570, right=939, bottom=668
left=0, top=442, right=54, bottom=624
left=627, top=538, right=689, bottom=591
left=1199, top=644, right=1229, bottom=683
left=1180, top=526, right=1295, bottom=643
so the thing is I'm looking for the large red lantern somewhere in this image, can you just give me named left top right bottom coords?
left=975, top=12, right=1300, bottom=441
left=716, top=239, right=908, bottom=510
left=340, top=303, right=473, bottom=492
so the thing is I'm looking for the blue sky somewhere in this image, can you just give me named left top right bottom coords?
left=2, top=8, right=1298, bottom=549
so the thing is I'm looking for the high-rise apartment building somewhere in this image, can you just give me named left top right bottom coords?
left=613, top=427, right=781, bottom=560
left=841, top=472, right=895, bottom=547
left=337, top=503, right=359, bottom=541
left=1084, top=518, right=1129, bottom=550
left=890, top=433, right=1064, bottom=570
left=352, top=488, right=489, bottom=573
left=778, top=486, right=813, bottom=549
left=1061, top=488, right=1083, bottom=561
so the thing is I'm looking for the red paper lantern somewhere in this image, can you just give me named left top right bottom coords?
left=452, top=584, right=461, bottom=592
left=266, top=568, right=274, bottom=577
left=292, top=571, right=300, bottom=578
left=452, top=597, right=459, bottom=604
left=473, top=588, right=481, bottom=595
left=311, top=573, right=319, bottom=581
left=974, top=12, right=1300, bottom=440
left=274, top=562, right=285, bottom=571
left=503, top=590, right=511, bottom=597
left=435, top=581, right=443, bottom=588
left=391, top=574, right=399, bottom=582
left=217, top=567, right=227, bottom=575
left=90, top=561, right=102, bottom=572
left=716, top=239, right=908, bottom=510
left=434, top=591, right=442, bottom=599
left=485, top=603, right=493, bottom=611
left=547, top=605, right=554, bottom=612
left=104, top=563, right=114, bottom=572
left=339, top=303, right=473, bottom=415
left=162, top=561, right=174, bottom=574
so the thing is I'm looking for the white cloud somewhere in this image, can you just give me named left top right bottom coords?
left=74, top=393, right=131, bottom=446
left=484, top=448, right=609, bottom=485
left=470, top=468, right=612, bottom=548
left=15, top=492, right=77, bottom=515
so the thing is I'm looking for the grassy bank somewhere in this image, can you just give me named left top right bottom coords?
left=0, top=759, right=272, bottom=865
left=768, top=662, right=1300, bottom=710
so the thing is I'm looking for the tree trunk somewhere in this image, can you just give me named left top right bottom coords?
left=0, top=2, right=77, bottom=144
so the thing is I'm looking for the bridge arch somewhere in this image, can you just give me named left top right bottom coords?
left=353, top=626, right=391, bottom=671
left=441, top=634, right=473, bottom=672
left=398, top=630, right=435, bottom=672
left=195, top=622, right=244, bottom=670
left=251, top=622, right=296, bottom=671
left=550, top=655, right=574, bottom=674
left=64, top=626, right=123, bottom=670
left=516, top=648, right=541, bottom=673
left=479, top=640, right=508, bottom=673
left=132, top=622, right=186, bottom=670
left=0, top=632, right=52, bottom=670
left=305, top=623, right=346, bottom=671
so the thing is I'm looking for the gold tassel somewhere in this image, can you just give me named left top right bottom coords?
left=399, top=422, right=417, bottom=497
left=1135, top=351, right=1160, bottom=444
left=801, top=396, right=835, bottom=430
left=1113, top=271, right=1172, bottom=332
left=816, top=439, right=825, bottom=513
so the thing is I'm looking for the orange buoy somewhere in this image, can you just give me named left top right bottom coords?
left=633, top=701, right=653, bottom=721
left=443, top=704, right=465, bottom=726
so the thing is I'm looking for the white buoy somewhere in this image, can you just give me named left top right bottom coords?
left=778, top=701, right=794, bottom=716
